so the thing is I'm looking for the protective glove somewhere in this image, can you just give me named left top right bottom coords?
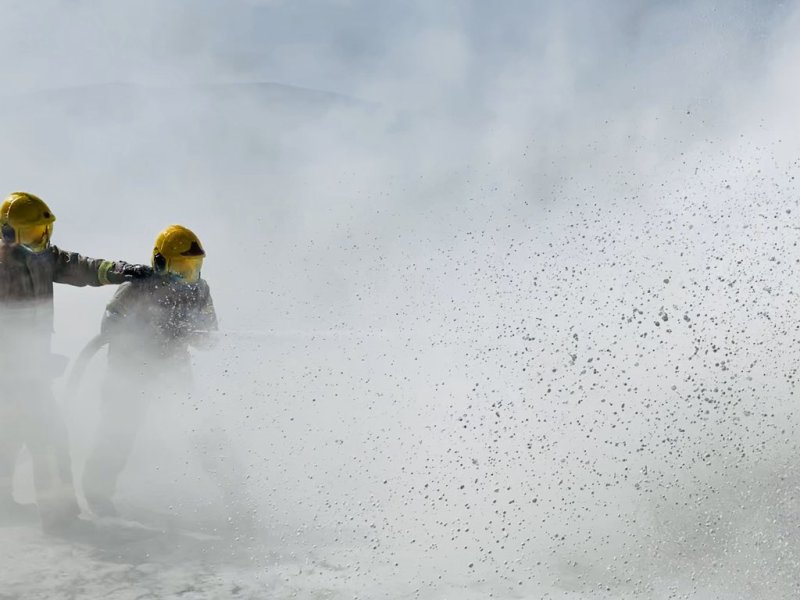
left=121, top=263, right=153, bottom=280
left=106, top=262, right=153, bottom=284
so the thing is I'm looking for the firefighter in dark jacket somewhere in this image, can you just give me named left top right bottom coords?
left=0, top=191, right=151, bottom=534
left=82, top=225, right=218, bottom=518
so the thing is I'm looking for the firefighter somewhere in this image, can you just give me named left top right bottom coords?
left=0, top=191, right=151, bottom=535
left=82, top=225, right=220, bottom=519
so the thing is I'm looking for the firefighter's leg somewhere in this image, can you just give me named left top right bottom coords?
left=23, top=384, right=81, bottom=531
left=0, top=439, right=23, bottom=505
left=82, top=377, right=147, bottom=517
left=0, top=397, right=23, bottom=501
left=0, top=395, right=35, bottom=523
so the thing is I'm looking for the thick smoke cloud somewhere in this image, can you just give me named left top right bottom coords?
left=3, top=1, right=800, bottom=598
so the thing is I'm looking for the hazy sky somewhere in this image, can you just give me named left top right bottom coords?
left=1, top=1, right=791, bottom=103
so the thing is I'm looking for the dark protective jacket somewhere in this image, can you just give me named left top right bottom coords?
left=0, top=243, right=133, bottom=363
left=0, top=243, right=126, bottom=303
left=102, top=276, right=218, bottom=368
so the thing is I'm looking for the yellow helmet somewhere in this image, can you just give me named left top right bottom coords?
left=152, top=225, right=205, bottom=283
left=0, top=192, right=56, bottom=253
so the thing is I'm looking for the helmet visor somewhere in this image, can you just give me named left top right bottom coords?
left=17, top=223, right=52, bottom=253
left=169, top=256, right=203, bottom=283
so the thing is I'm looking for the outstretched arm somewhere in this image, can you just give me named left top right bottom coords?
left=51, top=246, right=151, bottom=287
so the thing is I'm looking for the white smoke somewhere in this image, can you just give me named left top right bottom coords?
left=2, top=1, right=800, bottom=598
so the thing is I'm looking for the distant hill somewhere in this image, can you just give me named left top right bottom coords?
left=0, top=81, right=369, bottom=123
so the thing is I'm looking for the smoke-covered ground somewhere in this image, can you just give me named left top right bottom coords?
left=3, top=1, right=800, bottom=598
